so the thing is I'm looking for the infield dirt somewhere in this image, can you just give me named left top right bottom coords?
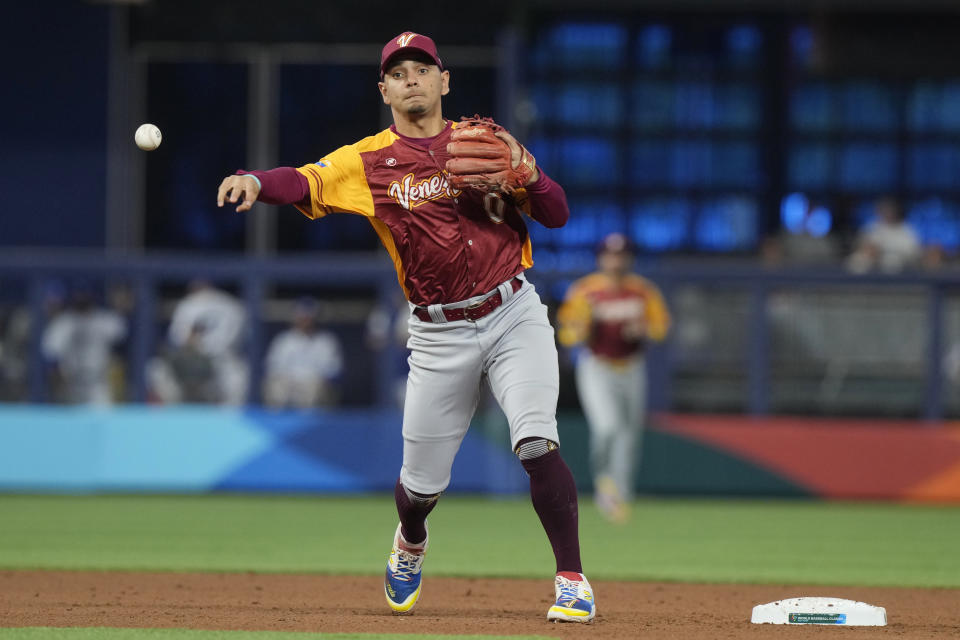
left=1, top=570, right=958, bottom=639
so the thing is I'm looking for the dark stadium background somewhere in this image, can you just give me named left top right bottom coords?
left=5, top=0, right=960, bottom=421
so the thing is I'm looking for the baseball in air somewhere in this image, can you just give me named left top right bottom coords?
left=134, top=123, right=162, bottom=151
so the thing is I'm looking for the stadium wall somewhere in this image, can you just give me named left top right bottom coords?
left=1, top=406, right=958, bottom=501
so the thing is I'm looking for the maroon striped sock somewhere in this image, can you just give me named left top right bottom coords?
left=521, top=449, right=583, bottom=574
left=394, top=478, right=437, bottom=545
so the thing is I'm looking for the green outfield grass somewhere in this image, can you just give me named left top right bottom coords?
left=0, top=494, right=958, bottom=587
left=0, top=630, right=552, bottom=640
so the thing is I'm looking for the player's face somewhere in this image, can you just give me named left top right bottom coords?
left=378, top=58, right=450, bottom=116
left=598, top=251, right=633, bottom=277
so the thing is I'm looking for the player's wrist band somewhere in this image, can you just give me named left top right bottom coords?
left=243, top=174, right=262, bottom=190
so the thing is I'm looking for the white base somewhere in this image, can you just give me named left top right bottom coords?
left=751, top=597, right=887, bottom=626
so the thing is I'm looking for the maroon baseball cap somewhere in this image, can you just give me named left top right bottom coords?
left=380, top=32, right=443, bottom=78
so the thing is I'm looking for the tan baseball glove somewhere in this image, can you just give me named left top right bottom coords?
left=445, top=115, right=537, bottom=194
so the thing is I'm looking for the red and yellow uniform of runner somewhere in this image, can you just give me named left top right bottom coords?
left=557, top=269, right=671, bottom=521
left=557, top=272, right=671, bottom=361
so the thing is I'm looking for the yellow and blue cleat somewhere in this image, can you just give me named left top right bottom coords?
left=595, top=475, right=630, bottom=524
left=384, top=523, right=428, bottom=614
left=547, top=571, right=596, bottom=623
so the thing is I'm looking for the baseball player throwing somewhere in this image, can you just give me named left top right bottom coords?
left=216, top=32, right=595, bottom=623
left=557, top=233, right=671, bottom=522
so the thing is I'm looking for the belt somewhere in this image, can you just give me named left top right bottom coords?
left=413, top=278, right=523, bottom=323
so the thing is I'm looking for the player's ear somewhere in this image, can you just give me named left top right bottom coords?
left=378, top=81, right=390, bottom=105
left=440, top=70, right=450, bottom=97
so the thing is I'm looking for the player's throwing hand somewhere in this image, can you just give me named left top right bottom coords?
left=216, top=175, right=261, bottom=212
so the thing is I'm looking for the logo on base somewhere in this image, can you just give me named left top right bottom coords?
left=789, top=613, right=847, bottom=624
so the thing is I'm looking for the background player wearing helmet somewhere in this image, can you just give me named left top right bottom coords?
left=216, top=32, right=595, bottom=623
left=557, top=233, right=671, bottom=523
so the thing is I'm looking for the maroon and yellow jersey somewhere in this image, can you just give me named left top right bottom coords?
left=294, top=121, right=541, bottom=307
left=557, top=273, right=671, bottom=360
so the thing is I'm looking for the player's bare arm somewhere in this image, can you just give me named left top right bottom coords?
left=216, top=175, right=261, bottom=213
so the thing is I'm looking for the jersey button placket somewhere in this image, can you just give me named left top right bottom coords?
left=453, top=205, right=477, bottom=297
